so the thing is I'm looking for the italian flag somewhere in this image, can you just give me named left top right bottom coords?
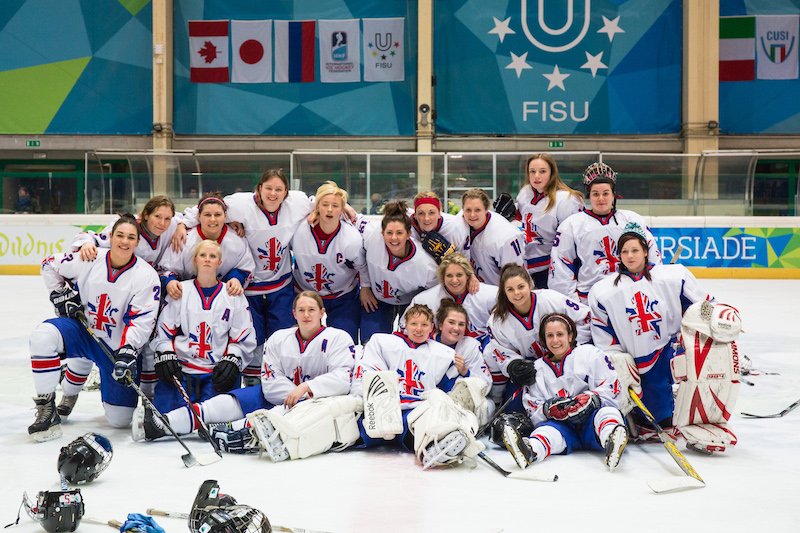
left=720, top=17, right=755, bottom=82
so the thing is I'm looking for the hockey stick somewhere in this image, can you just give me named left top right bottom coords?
left=669, top=245, right=685, bottom=265
left=629, top=388, right=705, bottom=493
left=740, top=398, right=800, bottom=419
left=476, top=452, right=558, bottom=482
left=171, top=375, right=223, bottom=457
left=146, top=508, right=331, bottom=533
left=82, top=517, right=123, bottom=529
left=475, top=387, right=522, bottom=438
left=74, top=312, right=220, bottom=468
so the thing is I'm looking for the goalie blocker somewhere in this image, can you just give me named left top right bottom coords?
left=672, top=301, right=742, bottom=453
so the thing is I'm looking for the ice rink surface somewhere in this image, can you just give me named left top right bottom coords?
left=1, top=276, right=799, bottom=533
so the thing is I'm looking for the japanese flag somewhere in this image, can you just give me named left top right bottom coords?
left=232, top=20, right=272, bottom=83
left=189, top=20, right=229, bottom=83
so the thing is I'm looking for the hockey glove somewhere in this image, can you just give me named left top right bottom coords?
left=421, top=230, right=456, bottom=264
left=543, top=392, right=601, bottom=425
left=50, top=287, right=83, bottom=319
left=212, top=354, right=242, bottom=393
left=492, top=192, right=517, bottom=222
left=113, top=345, right=138, bottom=386
left=154, top=350, right=183, bottom=384
left=506, top=359, right=537, bottom=387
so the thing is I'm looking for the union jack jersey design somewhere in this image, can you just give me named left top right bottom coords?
left=71, top=214, right=183, bottom=269
left=41, top=249, right=159, bottom=350
left=158, top=225, right=254, bottom=286
left=351, top=332, right=459, bottom=407
left=361, top=222, right=438, bottom=305
left=291, top=221, right=367, bottom=298
left=487, top=289, right=591, bottom=375
left=182, top=190, right=313, bottom=296
left=399, top=282, right=498, bottom=339
left=515, top=187, right=584, bottom=274
left=151, top=279, right=256, bottom=374
left=523, top=345, right=623, bottom=427
left=549, top=209, right=661, bottom=302
left=462, top=212, right=525, bottom=286
left=261, top=326, right=356, bottom=405
left=589, top=264, right=712, bottom=374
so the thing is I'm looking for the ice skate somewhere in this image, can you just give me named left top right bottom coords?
left=421, top=430, right=469, bottom=469
left=29, top=393, right=62, bottom=442
left=57, top=394, right=79, bottom=417
left=210, top=423, right=259, bottom=454
left=248, top=412, right=290, bottom=462
left=604, top=424, right=628, bottom=471
left=502, top=425, right=536, bottom=469
left=131, top=405, right=167, bottom=441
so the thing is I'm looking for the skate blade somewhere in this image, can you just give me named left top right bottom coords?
left=501, top=426, right=530, bottom=469
left=32, top=425, right=63, bottom=443
left=422, top=433, right=467, bottom=470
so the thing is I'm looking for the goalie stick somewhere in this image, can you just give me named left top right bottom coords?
left=476, top=452, right=558, bottom=482
left=75, top=312, right=221, bottom=468
left=629, top=388, right=705, bottom=493
left=172, top=375, right=223, bottom=457
left=740, top=398, right=800, bottom=419
left=146, top=508, right=331, bottom=533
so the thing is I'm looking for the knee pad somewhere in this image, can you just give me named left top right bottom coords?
left=30, top=323, right=64, bottom=357
left=103, top=403, right=135, bottom=428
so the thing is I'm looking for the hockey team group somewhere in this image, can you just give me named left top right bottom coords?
left=28, top=157, right=743, bottom=486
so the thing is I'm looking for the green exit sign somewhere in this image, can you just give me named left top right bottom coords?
left=26, top=140, right=40, bottom=147
left=548, top=141, right=564, bottom=148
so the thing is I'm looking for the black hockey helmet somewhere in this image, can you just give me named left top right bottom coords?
left=489, top=412, right=534, bottom=447
left=189, top=480, right=270, bottom=533
left=57, top=433, right=113, bottom=484
left=31, top=490, right=84, bottom=533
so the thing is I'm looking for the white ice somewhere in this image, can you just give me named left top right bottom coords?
left=1, top=276, right=799, bottom=533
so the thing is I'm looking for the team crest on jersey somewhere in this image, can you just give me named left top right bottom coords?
left=87, top=294, right=117, bottom=335
left=292, top=366, right=310, bottom=385
left=626, top=291, right=662, bottom=338
left=263, top=364, right=275, bottom=379
left=375, top=280, right=400, bottom=301
left=524, top=214, right=544, bottom=245
left=257, top=238, right=287, bottom=272
left=189, top=322, right=214, bottom=359
left=304, top=264, right=335, bottom=292
left=397, top=359, right=426, bottom=396
left=594, top=236, right=620, bottom=274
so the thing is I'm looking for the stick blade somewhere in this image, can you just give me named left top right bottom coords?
left=195, top=452, right=223, bottom=466
left=507, top=470, right=558, bottom=482
left=181, top=452, right=198, bottom=468
left=647, top=476, right=705, bottom=493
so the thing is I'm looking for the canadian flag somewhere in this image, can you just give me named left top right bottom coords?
left=189, top=20, right=229, bottom=83
left=232, top=20, right=272, bottom=83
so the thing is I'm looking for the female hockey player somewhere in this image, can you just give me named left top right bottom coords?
left=359, top=201, right=439, bottom=341
left=434, top=298, right=492, bottom=391
left=494, top=154, right=584, bottom=289
left=399, top=252, right=496, bottom=340
left=460, top=188, right=525, bottom=286
left=29, top=214, right=161, bottom=442
left=549, top=162, right=661, bottom=304
left=409, top=191, right=470, bottom=260
left=149, top=239, right=256, bottom=413
left=290, top=181, right=368, bottom=343
left=133, top=291, right=355, bottom=449
left=588, top=222, right=715, bottom=431
left=501, top=313, right=628, bottom=471
left=244, top=304, right=487, bottom=468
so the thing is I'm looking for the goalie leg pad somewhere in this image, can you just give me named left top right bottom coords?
left=362, top=370, right=403, bottom=440
left=606, top=352, right=641, bottom=416
left=448, top=377, right=491, bottom=427
left=406, top=389, right=485, bottom=468
left=248, top=395, right=363, bottom=461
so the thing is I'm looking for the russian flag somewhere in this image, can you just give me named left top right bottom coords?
left=274, top=20, right=316, bottom=83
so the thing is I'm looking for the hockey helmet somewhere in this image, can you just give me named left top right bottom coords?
left=190, top=481, right=270, bottom=533
left=57, top=433, right=113, bottom=484
left=489, top=412, right=534, bottom=447
left=20, top=490, right=84, bottom=533
left=582, top=162, right=617, bottom=194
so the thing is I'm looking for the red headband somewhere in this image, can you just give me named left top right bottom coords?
left=546, top=314, right=573, bottom=335
left=414, top=197, right=441, bottom=211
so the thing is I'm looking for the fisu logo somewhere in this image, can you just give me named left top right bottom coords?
left=521, top=0, right=591, bottom=52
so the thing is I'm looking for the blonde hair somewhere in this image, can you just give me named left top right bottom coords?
left=461, top=188, right=490, bottom=209
left=191, top=239, right=222, bottom=274
left=523, top=154, right=583, bottom=213
left=293, top=290, right=325, bottom=310
left=436, top=252, right=474, bottom=285
left=315, top=181, right=348, bottom=208
left=404, top=303, right=434, bottom=324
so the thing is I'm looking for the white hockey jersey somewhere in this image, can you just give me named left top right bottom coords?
left=410, top=212, right=470, bottom=259
left=183, top=191, right=313, bottom=296
left=261, top=326, right=356, bottom=406
left=291, top=221, right=368, bottom=298
left=463, top=212, right=525, bottom=286
left=399, top=283, right=498, bottom=338
left=361, top=223, right=439, bottom=306
left=523, top=345, right=623, bottom=427
left=72, top=215, right=182, bottom=269
left=151, top=280, right=256, bottom=374
left=549, top=209, right=662, bottom=301
left=435, top=333, right=492, bottom=390
left=487, top=289, right=591, bottom=374
left=351, top=332, right=459, bottom=407
left=158, top=225, right=254, bottom=285
left=515, top=187, right=584, bottom=274
left=41, top=249, right=160, bottom=351
left=589, top=264, right=712, bottom=374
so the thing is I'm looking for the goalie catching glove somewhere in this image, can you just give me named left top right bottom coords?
left=492, top=192, right=517, bottom=222
left=421, top=230, right=456, bottom=264
left=543, top=392, right=601, bottom=425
